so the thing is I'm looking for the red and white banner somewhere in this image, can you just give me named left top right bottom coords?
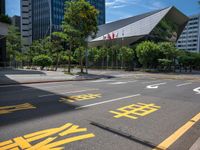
left=103, top=32, right=118, bottom=40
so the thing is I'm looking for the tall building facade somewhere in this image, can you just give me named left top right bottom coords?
left=21, top=0, right=105, bottom=49
left=11, top=15, right=21, bottom=31
left=0, top=0, right=5, bottom=15
left=21, top=0, right=32, bottom=48
left=176, top=14, right=200, bottom=53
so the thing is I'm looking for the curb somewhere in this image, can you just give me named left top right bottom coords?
left=190, top=137, right=200, bottom=150
left=0, top=77, right=105, bottom=86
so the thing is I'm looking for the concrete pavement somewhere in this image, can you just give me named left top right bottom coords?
left=0, top=72, right=199, bottom=150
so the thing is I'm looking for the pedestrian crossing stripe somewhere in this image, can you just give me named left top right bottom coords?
left=60, top=94, right=102, bottom=103
left=0, top=103, right=36, bottom=115
left=110, top=103, right=161, bottom=120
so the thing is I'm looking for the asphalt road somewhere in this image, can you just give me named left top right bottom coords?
left=0, top=73, right=200, bottom=150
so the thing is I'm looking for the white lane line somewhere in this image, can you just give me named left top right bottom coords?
left=38, top=89, right=99, bottom=98
left=22, top=84, right=73, bottom=91
left=90, top=79, right=115, bottom=83
left=146, top=82, right=166, bottom=89
left=76, top=94, right=141, bottom=109
left=193, top=87, right=200, bottom=94
left=109, top=82, right=128, bottom=85
left=109, top=80, right=137, bottom=85
left=176, top=82, right=192, bottom=87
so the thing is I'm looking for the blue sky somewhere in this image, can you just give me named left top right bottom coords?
left=6, top=0, right=200, bottom=23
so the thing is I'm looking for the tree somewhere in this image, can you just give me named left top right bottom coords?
left=64, top=0, right=99, bottom=73
left=26, top=37, right=51, bottom=65
left=97, top=46, right=107, bottom=68
left=46, top=36, right=64, bottom=71
left=158, top=59, right=172, bottom=71
left=136, top=41, right=161, bottom=68
left=74, top=46, right=85, bottom=72
left=119, top=46, right=135, bottom=70
left=6, top=25, right=21, bottom=65
left=33, top=55, right=53, bottom=70
left=158, top=42, right=179, bottom=71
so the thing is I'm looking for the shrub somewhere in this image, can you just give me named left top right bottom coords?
left=136, top=41, right=161, bottom=68
left=33, top=55, right=53, bottom=70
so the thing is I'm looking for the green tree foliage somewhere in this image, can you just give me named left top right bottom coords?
left=65, top=0, right=99, bottom=73
left=6, top=25, right=22, bottom=64
left=0, top=14, right=11, bottom=24
left=158, top=42, right=179, bottom=71
left=54, top=0, right=99, bottom=73
left=119, top=46, right=135, bottom=70
left=33, top=55, right=53, bottom=70
left=158, top=59, right=172, bottom=71
left=151, top=19, right=178, bottom=41
left=136, top=41, right=161, bottom=68
left=74, top=47, right=85, bottom=73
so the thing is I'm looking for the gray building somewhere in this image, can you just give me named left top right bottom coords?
left=21, top=0, right=105, bottom=49
left=176, top=14, right=200, bottom=53
left=11, top=15, right=21, bottom=31
left=89, top=7, right=188, bottom=47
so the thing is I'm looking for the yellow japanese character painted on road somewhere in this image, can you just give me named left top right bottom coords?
left=0, top=103, right=36, bottom=115
left=110, top=103, right=161, bottom=120
left=0, top=123, right=95, bottom=150
left=60, top=93, right=102, bottom=103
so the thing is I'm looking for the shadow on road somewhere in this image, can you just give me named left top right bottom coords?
left=0, top=69, right=81, bottom=126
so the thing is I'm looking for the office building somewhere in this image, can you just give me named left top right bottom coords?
left=176, top=14, right=200, bottom=53
left=11, top=15, right=21, bottom=31
left=89, top=7, right=188, bottom=47
left=21, top=0, right=105, bottom=49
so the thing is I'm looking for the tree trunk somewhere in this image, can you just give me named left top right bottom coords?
left=55, top=52, right=59, bottom=71
left=80, top=50, right=84, bottom=73
left=68, top=44, right=72, bottom=73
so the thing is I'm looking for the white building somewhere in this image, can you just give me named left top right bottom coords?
left=176, top=14, right=200, bottom=53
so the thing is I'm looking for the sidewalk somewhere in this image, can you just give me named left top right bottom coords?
left=0, top=69, right=113, bottom=85
left=190, top=137, right=200, bottom=150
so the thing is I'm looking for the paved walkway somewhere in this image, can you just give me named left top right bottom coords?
left=0, top=68, right=200, bottom=85
left=0, top=69, right=112, bottom=85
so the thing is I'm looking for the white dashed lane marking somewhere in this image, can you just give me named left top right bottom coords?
left=108, top=80, right=137, bottom=85
left=176, top=82, right=192, bottom=87
left=90, top=79, right=115, bottom=83
left=76, top=94, right=141, bottom=109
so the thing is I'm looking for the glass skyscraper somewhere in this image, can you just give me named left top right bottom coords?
left=21, top=0, right=105, bottom=46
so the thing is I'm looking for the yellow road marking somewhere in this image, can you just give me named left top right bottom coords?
left=0, top=123, right=95, bottom=150
left=0, top=103, right=36, bottom=115
left=110, top=103, right=161, bottom=120
left=153, top=112, right=200, bottom=150
left=60, top=93, right=102, bottom=103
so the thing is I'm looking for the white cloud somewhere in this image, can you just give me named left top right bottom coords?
left=106, top=0, right=165, bottom=9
